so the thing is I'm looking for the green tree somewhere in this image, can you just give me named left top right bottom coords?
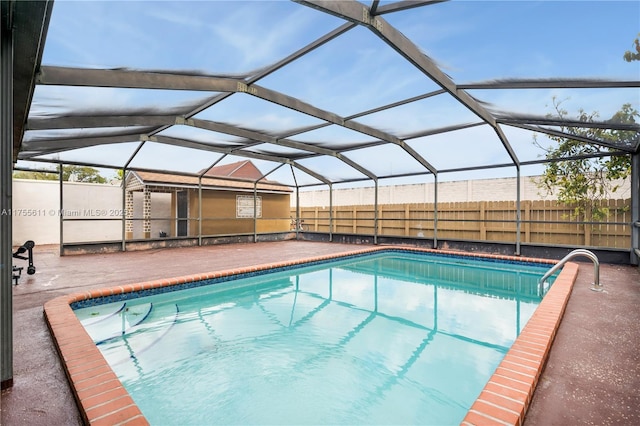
left=534, top=99, right=637, bottom=220
left=623, top=33, right=640, bottom=62
left=62, top=166, right=107, bottom=183
left=13, top=165, right=107, bottom=183
left=12, top=170, right=58, bottom=180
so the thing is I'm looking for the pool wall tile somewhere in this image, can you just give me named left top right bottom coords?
left=43, top=246, right=578, bottom=426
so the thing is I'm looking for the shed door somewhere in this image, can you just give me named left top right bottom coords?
left=177, top=191, right=188, bottom=236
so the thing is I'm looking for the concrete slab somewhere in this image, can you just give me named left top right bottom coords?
left=524, top=262, right=640, bottom=425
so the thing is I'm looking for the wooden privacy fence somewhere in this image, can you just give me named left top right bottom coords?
left=292, top=199, right=631, bottom=249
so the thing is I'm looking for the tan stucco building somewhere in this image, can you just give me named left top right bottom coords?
left=124, top=161, right=292, bottom=239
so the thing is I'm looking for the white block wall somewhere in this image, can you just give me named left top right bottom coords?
left=11, top=179, right=170, bottom=246
left=294, top=176, right=631, bottom=207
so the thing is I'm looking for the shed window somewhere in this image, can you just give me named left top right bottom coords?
left=236, top=195, right=262, bottom=218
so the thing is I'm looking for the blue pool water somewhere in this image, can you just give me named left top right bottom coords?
left=74, top=251, right=553, bottom=425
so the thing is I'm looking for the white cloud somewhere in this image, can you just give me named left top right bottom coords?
left=208, top=3, right=318, bottom=70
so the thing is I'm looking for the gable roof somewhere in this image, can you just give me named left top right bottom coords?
left=202, top=160, right=263, bottom=180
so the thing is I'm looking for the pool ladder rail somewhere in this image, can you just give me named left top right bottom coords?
left=539, top=249, right=602, bottom=296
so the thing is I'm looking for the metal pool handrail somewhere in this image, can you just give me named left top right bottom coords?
left=539, top=249, right=601, bottom=296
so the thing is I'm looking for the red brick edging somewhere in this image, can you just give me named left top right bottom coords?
left=43, top=247, right=577, bottom=425
left=462, top=262, right=578, bottom=425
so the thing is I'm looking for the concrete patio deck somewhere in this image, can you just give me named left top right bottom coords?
left=1, top=241, right=638, bottom=425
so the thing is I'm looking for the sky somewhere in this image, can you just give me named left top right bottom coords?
left=20, top=0, right=640, bottom=187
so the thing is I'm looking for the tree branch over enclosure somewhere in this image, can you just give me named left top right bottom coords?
left=533, top=98, right=638, bottom=221
left=623, top=33, right=640, bottom=62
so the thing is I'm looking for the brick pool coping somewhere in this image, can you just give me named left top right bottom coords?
left=43, top=246, right=577, bottom=426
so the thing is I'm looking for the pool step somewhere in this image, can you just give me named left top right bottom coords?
left=82, top=303, right=153, bottom=344
left=76, top=302, right=126, bottom=327
left=98, top=303, right=180, bottom=366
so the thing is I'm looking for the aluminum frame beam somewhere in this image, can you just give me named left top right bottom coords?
left=26, top=115, right=177, bottom=130
left=496, top=115, right=640, bottom=132
left=35, top=65, right=437, bottom=176
left=294, top=0, right=520, bottom=167
left=505, top=122, right=638, bottom=153
left=187, top=118, right=376, bottom=178
left=374, top=1, right=449, bottom=15
left=458, top=78, right=640, bottom=90
left=244, top=83, right=438, bottom=174
left=152, top=134, right=349, bottom=183
left=20, top=133, right=148, bottom=153
left=37, top=66, right=240, bottom=92
left=165, top=22, right=358, bottom=132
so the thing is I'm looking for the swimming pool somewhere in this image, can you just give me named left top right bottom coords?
left=44, top=246, right=579, bottom=425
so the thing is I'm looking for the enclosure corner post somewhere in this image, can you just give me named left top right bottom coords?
left=433, top=174, right=438, bottom=249
left=198, top=176, right=203, bottom=246
left=374, top=179, right=379, bottom=245
left=515, top=167, right=521, bottom=256
left=58, top=163, right=64, bottom=255
left=329, top=183, right=333, bottom=242
left=631, top=152, right=639, bottom=266
left=121, top=168, right=128, bottom=252
left=253, top=182, right=258, bottom=243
